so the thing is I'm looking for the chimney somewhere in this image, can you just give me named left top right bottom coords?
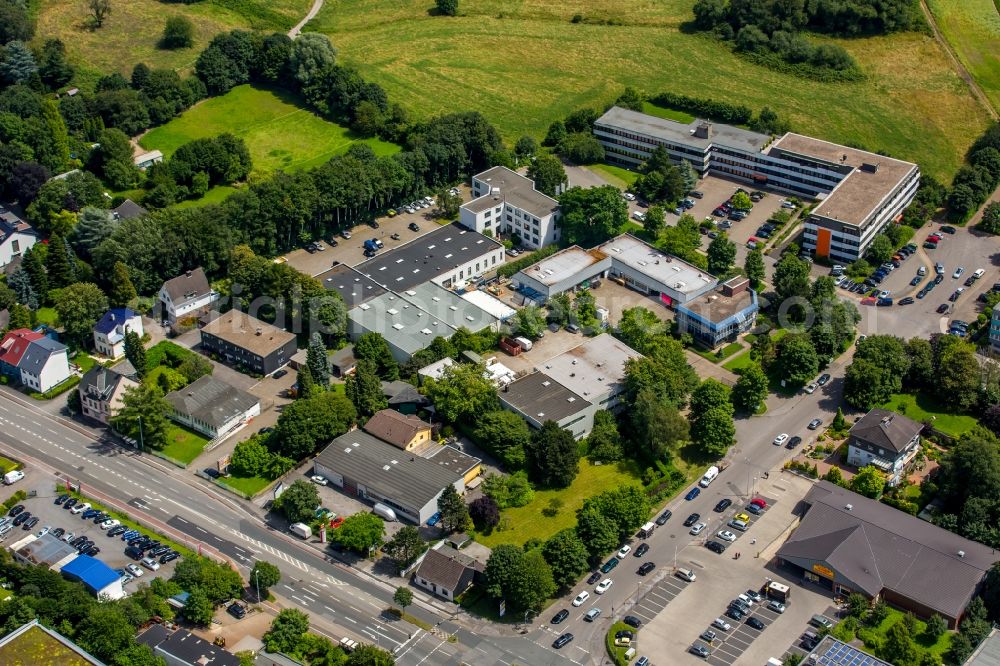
left=256, top=327, right=262, bottom=336
left=694, top=123, right=711, bottom=139
left=845, top=503, right=853, bottom=511
left=958, top=550, right=965, bottom=558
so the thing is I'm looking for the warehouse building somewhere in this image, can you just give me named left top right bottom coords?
left=511, top=246, right=610, bottom=303
left=314, top=264, right=387, bottom=308
left=500, top=371, right=595, bottom=439
left=538, top=333, right=642, bottom=411
left=396, top=282, right=499, bottom=334
left=592, top=106, right=920, bottom=263
left=60, top=555, right=125, bottom=601
left=675, top=277, right=759, bottom=349
left=777, top=481, right=996, bottom=628
left=353, top=223, right=504, bottom=292
left=314, top=430, right=476, bottom=524
left=459, top=166, right=561, bottom=249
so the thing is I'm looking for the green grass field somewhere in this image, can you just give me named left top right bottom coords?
left=160, top=425, right=211, bottom=465
left=218, top=474, right=272, bottom=498
left=35, top=0, right=312, bottom=85
left=878, top=392, right=977, bottom=437
left=174, top=185, right=239, bottom=210
left=588, top=163, right=639, bottom=187
left=140, top=85, right=400, bottom=176
left=478, top=458, right=642, bottom=548
left=306, top=0, right=990, bottom=181
left=928, top=0, right=1000, bottom=113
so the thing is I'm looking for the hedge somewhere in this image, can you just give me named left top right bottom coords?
left=648, top=92, right=753, bottom=125
left=497, top=245, right=560, bottom=278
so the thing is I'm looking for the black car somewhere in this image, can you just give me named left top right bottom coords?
left=817, top=374, right=830, bottom=386
left=8, top=505, right=24, bottom=517
left=725, top=608, right=745, bottom=621
left=937, top=303, right=950, bottom=313
left=634, top=543, right=649, bottom=558
left=746, top=617, right=766, bottom=630
left=683, top=513, right=700, bottom=527
left=615, top=630, right=635, bottom=640
left=125, top=546, right=144, bottom=560
left=587, top=571, right=602, bottom=585
left=92, top=512, right=109, bottom=524
left=159, top=551, right=180, bottom=564
left=655, top=510, right=672, bottom=526
left=85, top=546, right=101, bottom=557
left=70, top=535, right=88, bottom=547
left=51, top=528, right=65, bottom=538
left=785, top=436, right=802, bottom=449
left=55, top=494, right=69, bottom=505
left=203, top=468, right=221, bottom=479
left=600, top=557, right=620, bottom=574
left=227, top=603, right=247, bottom=619
left=553, top=633, right=574, bottom=649
left=637, top=562, right=656, bottom=576
left=941, top=225, right=957, bottom=234
left=12, top=512, right=31, bottom=527
left=108, top=526, right=128, bottom=537
left=149, top=546, right=171, bottom=557
left=705, top=540, right=727, bottom=554
left=22, top=517, right=38, bottom=531
left=898, top=297, right=915, bottom=305
left=935, top=274, right=944, bottom=284
left=369, top=220, right=379, bottom=229
left=551, top=609, right=569, bottom=624
left=63, top=498, right=77, bottom=510
left=713, top=499, right=732, bottom=513
left=408, top=223, right=420, bottom=232
left=623, top=615, right=642, bottom=629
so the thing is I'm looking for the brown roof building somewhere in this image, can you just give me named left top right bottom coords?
left=199, top=310, right=297, bottom=376
left=777, top=481, right=997, bottom=628
left=412, top=545, right=484, bottom=601
left=363, top=409, right=432, bottom=452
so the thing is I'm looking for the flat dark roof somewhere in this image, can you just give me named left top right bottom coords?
left=353, top=223, right=502, bottom=292
left=500, top=371, right=589, bottom=423
left=679, top=286, right=756, bottom=323
left=313, top=264, right=387, bottom=308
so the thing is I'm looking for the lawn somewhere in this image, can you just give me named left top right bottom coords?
left=35, top=308, right=58, bottom=328
left=834, top=607, right=952, bottom=661
left=722, top=350, right=756, bottom=373
left=174, top=186, right=238, bottom=210
left=218, top=474, right=272, bottom=498
left=0, top=456, right=19, bottom=474
left=588, top=163, right=639, bottom=187
left=307, top=0, right=989, bottom=181
left=159, top=425, right=211, bottom=466
left=34, top=0, right=312, bottom=85
left=878, top=392, right=978, bottom=438
left=477, top=458, right=642, bottom=548
left=145, top=340, right=198, bottom=368
left=692, top=341, right=744, bottom=363
left=928, top=0, right=1000, bottom=113
left=140, top=85, right=400, bottom=176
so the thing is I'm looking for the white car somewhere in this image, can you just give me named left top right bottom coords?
left=712, top=618, right=732, bottom=631
left=311, top=475, right=328, bottom=485
left=623, top=193, right=636, bottom=201
left=141, top=557, right=160, bottom=571
left=781, top=200, right=796, bottom=209
left=767, top=600, right=786, bottom=614
left=100, top=519, right=120, bottom=530
left=877, top=290, right=891, bottom=299
left=689, top=522, right=707, bottom=536
left=126, top=563, right=144, bottom=577
left=341, top=230, right=352, bottom=239
left=572, top=591, right=590, bottom=607
left=36, top=526, right=50, bottom=537
left=70, top=502, right=90, bottom=515
left=617, top=545, right=631, bottom=558
left=717, top=530, right=737, bottom=542
left=803, top=383, right=818, bottom=394
left=953, top=267, right=965, bottom=279
left=595, top=579, right=613, bottom=594
left=632, top=211, right=646, bottom=222
left=772, top=434, right=788, bottom=446
left=974, top=268, right=986, bottom=279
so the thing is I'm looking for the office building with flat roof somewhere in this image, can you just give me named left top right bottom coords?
left=538, top=333, right=642, bottom=410
left=593, top=107, right=920, bottom=263
left=460, top=166, right=561, bottom=249
left=500, top=371, right=595, bottom=439
left=675, top=277, right=758, bottom=349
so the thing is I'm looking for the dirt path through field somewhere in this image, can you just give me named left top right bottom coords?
left=289, top=0, right=325, bottom=38
left=919, top=0, right=998, bottom=120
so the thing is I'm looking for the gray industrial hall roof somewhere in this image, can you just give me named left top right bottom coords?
left=463, top=166, right=560, bottom=219
left=313, top=264, right=387, bottom=308
left=538, top=333, right=643, bottom=403
left=349, top=292, right=456, bottom=357
left=353, top=223, right=502, bottom=292
left=15, top=533, right=79, bottom=566
left=595, top=106, right=771, bottom=154
left=165, top=375, right=259, bottom=429
left=778, top=481, right=998, bottom=620
left=500, top=372, right=589, bottom=423
left=396, top=283, right=496, bottom=332
left=316, top=430, right=463, bottom=512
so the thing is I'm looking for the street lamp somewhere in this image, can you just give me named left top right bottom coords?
left=136, top=415, right=144, bottom=452
left=253, top=567, right=261, bottom=602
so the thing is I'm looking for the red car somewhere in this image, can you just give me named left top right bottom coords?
left=330, top=517, right=345, bottom=529
left=750, top=498, right=767, bottom=509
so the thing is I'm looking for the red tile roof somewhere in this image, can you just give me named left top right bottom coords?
left=0, top=329, right=43, bottom=367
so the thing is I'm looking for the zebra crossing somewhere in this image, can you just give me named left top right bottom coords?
left=231, top=529, right=310, bottom=572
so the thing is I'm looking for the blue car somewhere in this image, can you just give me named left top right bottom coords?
left=685, top=487, right=701, bottom=501
left=426, top=512, right=441, bottom=527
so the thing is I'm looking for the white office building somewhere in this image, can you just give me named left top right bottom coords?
left=460, top=166, right=561, bottom=249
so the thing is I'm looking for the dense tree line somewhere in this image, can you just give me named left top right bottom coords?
left=948, top=122, right=1000, bottom=219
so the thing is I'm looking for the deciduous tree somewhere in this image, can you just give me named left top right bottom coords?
left=732, top=362, right=768, bottom=413
left=707, top=233, right=736, bottom=276
left=773, top=334, right=819, bottom=386
left=690, top=406, right=735, bottom=456
left=332, top=513, right=385, bottom=553
left=526, top=153, right=567, bottom=197
left=353, top=332, right=398, bottom=379
left=250, top=561, right=281, bottom=598
left=424, top=363, right=499, bottom=423
left=436, top=0, right=459, bottom=15
left=123, top=330, right=147, bottom=379
left=109, top=261, right=138, bottom=309
left=161, top=16, right=194, bottom=49
left=472, top=410, right=530, bottom=469
left=88, top=0, right=113, bottom=28
left=383, top=525, right=427, bottom=572
left=273, top=479, right=320, bottom=523
left=469, top=496, right=501, bottom=532
left=526, top=420, right=579, bottom=488
left=575, top=505, right=618, bottom=559
left=111, top=383, right=170, bottom=449
left=437, top=484, right=471, bottom=533
left=264, top=609, right=310, bottom=654
left=542, top=528, right=590, bottom=591
left=850, top=465, right=885, bottom=499
left=394, top=586, right=413, bottom=610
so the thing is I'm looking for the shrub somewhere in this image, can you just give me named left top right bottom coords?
left=161, top=16, right=194, bottom=49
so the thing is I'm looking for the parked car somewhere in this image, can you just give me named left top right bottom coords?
left=600, top=557, right=619, bottom=574
left=595, top=579, right=613, bottom=594
left=683, top=513, right=700, bottom=527
left=772, top=433, right=788, bottom=446
left=746, top=617, right=765, bottom=630
left=623, top=615, right=642, bottom=629
left=126, top=563, right=144, bottom=577
left=712, top=618, right=732, bottom=632
left=685, top=487, right=701, bottom=501
left=572, top=591, right=590, bottom=607
left=786, top=436, right=802, bottom=449
left=655, top=510, right=672, bottom=525
left=705, top=540, right=727, bottom=554
left=690, top=644, right=711, bottom=658
left=689, top=522, right=707, bottom=536
left=617, top=545, right=631, bottom=558
left=713, top=499, right=732, bottom=513
left=551, top=609, right=569, bottom=624
left=767, top=600, right=786, bottom=613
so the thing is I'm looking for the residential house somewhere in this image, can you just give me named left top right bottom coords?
left=110, top=199, right=147, bottom=221
left=412, top=544, right=484, bottom=601
left=363, top=409, right=433, bottom=452
left=165, top=375, right=261, bottom=439
left=19, top=336, right=71, bottom=393
left=92, top=308, right=143, bottom=359
left=0, top=328, right=42, bottom=381
left=381, top=380, right=430, bottom=415
left=847, top=409, right=922, bottom=486
left=137, top=624, right=240, bottom=666
left=459, top=166, right=562, bottom=250
left=134, top=150, right=163, bottom=170
left=199, top=310, right=297, bottom=376
left=79, top=365, right=138, bottom=425
left=0, top=208, right=38, bottom=271
left=158, top=267, right=219, bottom=324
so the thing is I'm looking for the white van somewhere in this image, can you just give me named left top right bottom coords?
left=637, top=522, right=656, bottom=538
left=289, top=522, right=312, bottom=539
left=3, top=470, right=24, bottom=485
left=699, top=466, right=720, bottom=488
left=514, top=336, right=533, bottom=352
left=676, top=568, right=697, bottom=582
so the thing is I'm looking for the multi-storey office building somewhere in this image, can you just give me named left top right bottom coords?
left=459, top=166, right=561, bottom=249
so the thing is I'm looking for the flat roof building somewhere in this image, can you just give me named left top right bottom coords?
left=460, top=166, right=561, bottom=250
left=314, top=430, right=467, bottom=524
left=0, top=620, right=105, bottom=665
left=675, top=277, right=759, bottom=349
left=777, top=481, right=997, bottom=628
left=199, top=310, right=297, bottom=376
left=60, top=555, right=125, bottom=601
left=313, top=264, right=387, bottom=308
left=500, top=371, right=595, bottom=439
left=538, top=333, right=642, bottom=410
left=593, top=107, right=920, bottom=263
left=138, top=624, right=240, bottom=666
left=460, top=288, right=516, bottom=321
left=353, top=223, right=504, bottom=292
left=9, top=533, right=80, bottom=571
left=396, top=282, right=498, bottom=334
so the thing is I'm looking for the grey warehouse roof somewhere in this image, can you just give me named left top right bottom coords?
left=350, top=291, right=457, bottom=357
left=538, top=333, right=642, bottom=403
left=353, top=223, right=502, bottom=292
left=165, top=375, right=259, bottom=429
left=316, top=430, right=464, bottom=511
left=396, top=282, right=497, bottom=332
left=314, top=264, right=387, bottom=308
left=597, top=234, right=717, bottom=296
left=500, top=371, right=589, bottom=423
left=778, top=481, right=997, bottom=620
left=596, top=106, right=771, bottom=154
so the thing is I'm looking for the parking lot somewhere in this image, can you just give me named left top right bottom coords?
left=629, top=573, right=691, bottom=625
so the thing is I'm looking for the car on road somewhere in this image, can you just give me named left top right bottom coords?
left=553, top=633, right=574, bottom=649
left=655, top=510, right=672, bottom=525
left=126, top=563, right=144, bottom=577
left=717, top=530, right=737, bottom=542
left=584, top=608, right=601, bottom=622
left=600, top=557, right=619, bottom=574
left=714, top=498, right=732, bottom=513
left=746, top=617, right=765, bottom=630
left=953, top=267, right=965, bottom=279
left=624, top=615, right=642, bottom=629
left=817, top=374, right=830, bottom=386
left=804, top=382, right=818, bottom=394
left=690, top=522, right=707, bottom=535
left=551, top=609, right=569, bottom=624
left=705, top=540, right=727, bottom=554
left=634, top=543, right=649, bottom=558
left=712, top=618, right=732, bottom=631
left=772, top=433, right=788, bottom=446
left=785, top=435, right=802, bottom=449
left=690, top=645, right=711, bottom=658
left=637, top=561, right=657, bottom=577
left=595, top=579, right=613, bottom=594
left=683, top=513, right=700, bottom=527
left=572, top=591, right=590, bottom=606
left=587, top=571, right=601, bottom=585
left=685, top=486, right=701, bottom=501
left=617, top=544, right=631, bottom=558
left=767, top=600, right=786, bottom=613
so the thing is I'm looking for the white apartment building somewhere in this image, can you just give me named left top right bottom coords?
left=460, top=166, right=561, bottom=249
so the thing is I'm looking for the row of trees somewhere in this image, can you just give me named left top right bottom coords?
left=949, top=122, right=1000, bottom=219
left=264, top=608, right=397, bottom=665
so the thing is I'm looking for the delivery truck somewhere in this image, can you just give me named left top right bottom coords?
left=289, top=522, right=312, bottom=539
left=3, top=470, right=24, bottom=485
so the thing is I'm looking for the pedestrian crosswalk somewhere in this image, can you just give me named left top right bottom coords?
left=230, top=529, right=310, bottom=571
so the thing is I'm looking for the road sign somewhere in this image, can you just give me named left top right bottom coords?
left=499, top=599, right=506, bottom=617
